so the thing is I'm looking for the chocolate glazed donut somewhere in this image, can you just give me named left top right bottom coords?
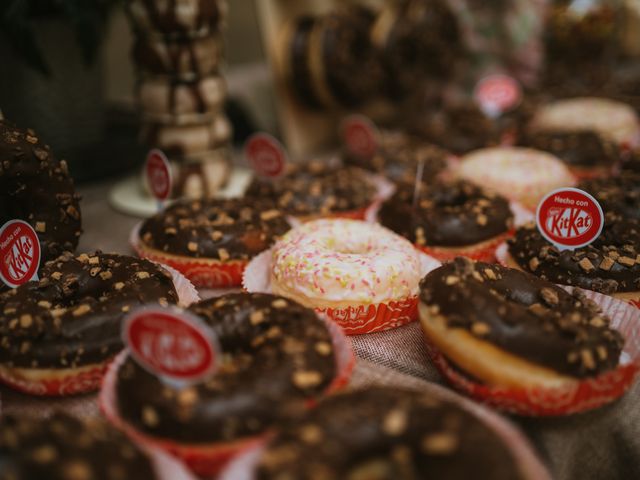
left=379, top=180, right=513, bottom=247
left=139, top=198, right=291, bottom=260
left=520, top=130, right=619, bottom=171
left=508, top=214, right=640, bottom=295
left=0, top=413, right=157, bottom=480
left=116, top=293, right=336, bottom=444
left=257, top=388, right=523, bottom=480
left=419, top=258, right=623, bottom=387
left=0, top=120, right=82, bottom=265
left=372, top=0, right=462, bottom=99
left=579, top=175, right=640, bottom=221
left=0, top=252, right=178, bottom=371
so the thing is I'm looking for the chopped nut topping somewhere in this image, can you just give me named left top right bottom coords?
left=292, top=370, right=323, bottom=388
left=136, top=271, right=150, bottom=279
left=300, top=424, right=323, bottom=444
left=51, top=272, right=62, bottom=280
left=618, top=256, right=635, bottom=267
left=581, top=349, right=596, bottom=370
left=114, top=282, right=125, bottom=290
left=471, top=322, right=490, bottom=335
left=99, top=271, right=113, bottom=281
left=35, top=221, right=46, bottom=233
left=483, top=269, right=497, bottom=280
left=528, top=303, right=548, bottom=317
left=590, top=316, right=605, bottom=327
left=89, top=267, right=101, bottom=277
left=445, top=276, right=459, bottom=285
left=540, top=287, right=559, bottom=306
left=19, top=314, right=33, bottom=328
left=211, top=230, right=223, bottom=241
left=250, top=310, right=265, bottom=325
left=578, top=258, right=595, bottom=272
left=187, top=242, right=198, bottom=252
left=177, top=387, right=199, bottom=407
left=314, top=341, right=332, bottom=356
left=272, top=299, right=288, bottom=309
left=596, top=346, right=608, bottom=360
left=31, top=445, right=57, bottom=463
left=142, top=406, right=159, bottom=427
left=62, top=460, right=91, bottom=480
left=476, top=214, right=488, bottom=226
left=529, top=257, right=540, bottom=271
left=260, top=209, right=281, bottom=221
left=73, top=304, right=91, bottom=317
left=218, top=248, right=230, bottom=261
left=37, top=300, right=51, bottom=309
left=382, top=409, right=408, bottom=436
left=599, top=257, right=615, bottom=271
left=88, top=256, right=100, bottom=265
left=422, top=432, right=458, bottom=454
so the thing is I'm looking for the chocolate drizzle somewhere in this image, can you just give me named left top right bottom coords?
left=508, top=216, right=640, bottom=294
left=139, top=198, right=290, bottom=260
left=245, top=161, right=377, bottom=217
left=0, top=413, right=156, bottom=480
left=420, top=258, right=623, bottom=377
left=256, top=388, right=521, bottom=480
left=0, top=120, right=82, bottom=265
left=116, top=293, right=336, bottom=443
left=0, top=252, right=178, bottom=369
left=379, top=180, right=513, bottom=247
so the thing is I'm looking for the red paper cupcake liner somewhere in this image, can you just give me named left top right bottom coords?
left=243, top=250, right=441, bottom=335
left=0, top=362, right=111, bottom=397
left=99, top=316, right=354, bottom=476
left=417, top=230, right=514, bottom=264
left=422, top=288, right=640, bottom=416
left=131, top=223, right=247, bottom=289
left=0, top=265, right=198, bottom=397
left=318, top=296, right=418, bottom=335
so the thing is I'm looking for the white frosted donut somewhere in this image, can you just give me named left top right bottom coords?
left=457, top=147, right=576, bottom=210
left=270, top=219, right=422, bottom=309
left=529, top=97, right=640, bottom=146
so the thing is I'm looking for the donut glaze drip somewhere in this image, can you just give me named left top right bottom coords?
left=420, top=258, right=623, bottom=377
left=140, top=198, right=290, bottom=260
left=116, top=293, right=336, bottom=444
left=508, top=215, right=640, bottom=294
left=256, top=388, right=522, bottom=480
left=379, top=180, right=512, bottom=247
left=0, top=252, right=178, bottom=369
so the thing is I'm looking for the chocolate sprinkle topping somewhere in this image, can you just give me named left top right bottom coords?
left=256, top=388, right=522, bottom=480
left=116, top=293, right=336, bottom=444
left=579, top=175, right=640, bottom=221
left=0, top=413, right=155, bottom=480
left=0, top=252, right=178, bottom=369
left=139, top=198, right=290, bottom=260
left=420, top=258, right=623, bottom=377
left=0, top=120, right=82, bottom=266
left=379, top=180, right=513, bottom=247
left=521, top=130, right=619, bottom=168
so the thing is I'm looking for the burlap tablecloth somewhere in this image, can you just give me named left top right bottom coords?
left=2, top=181, right=639, bottom=480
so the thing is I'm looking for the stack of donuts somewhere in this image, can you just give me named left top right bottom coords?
left=126, top=0, right=232, bottom=199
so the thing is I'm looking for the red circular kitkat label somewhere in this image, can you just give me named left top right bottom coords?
left=244, top=133, right=287, bottom=178
left=145, top=149, right=172, bottom=201
left=341, top=115, right=378, bottom=158
left=0, top=220, right=41, bottom=288
left=123, top=308, right=218, bottom=384
left=536, top=188, right=604, bottom=250
left=474, top=74, right=522, bottom=117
